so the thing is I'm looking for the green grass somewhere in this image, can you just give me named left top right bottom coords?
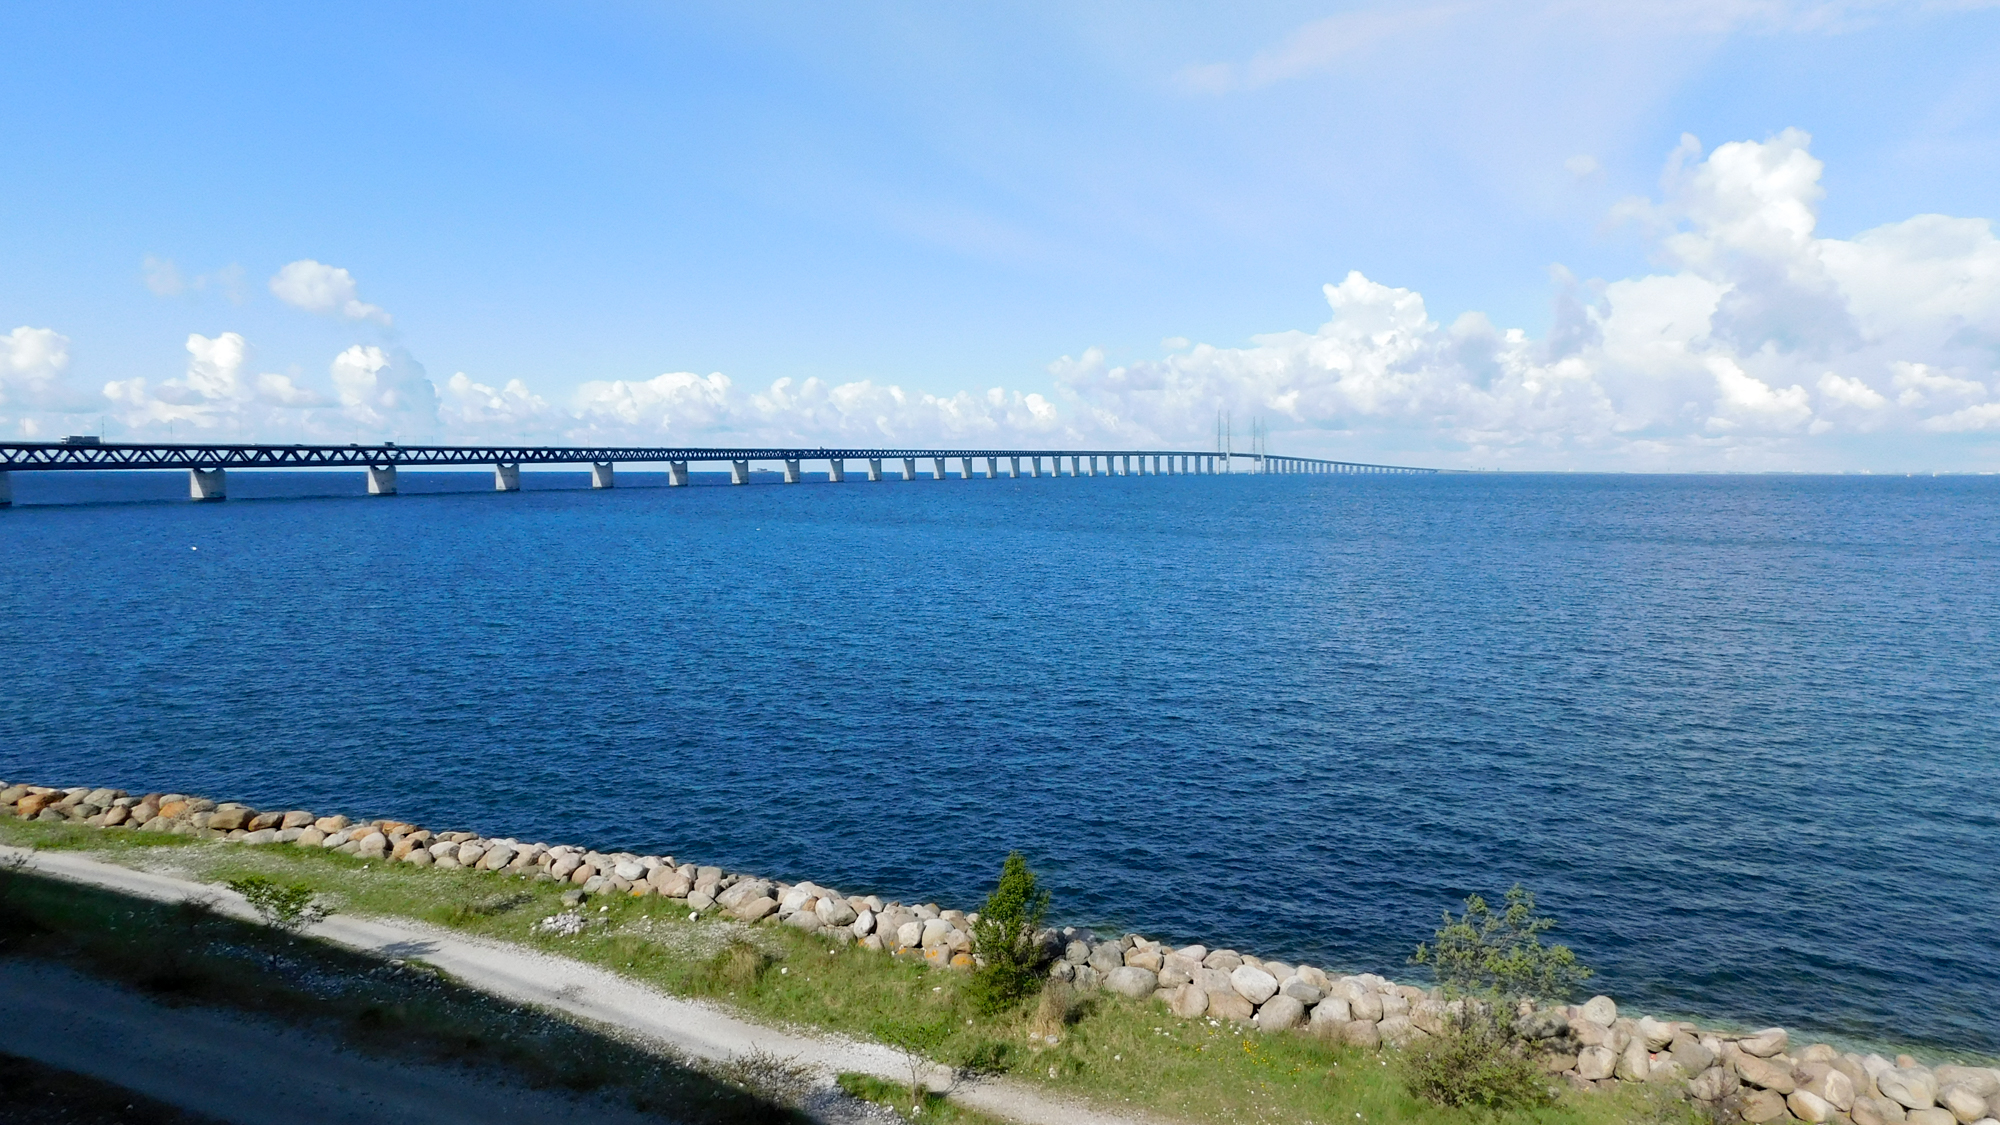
left=836, top=1072, right=1014, bottom=1124
left=1, top=818, right=1710, bottom=1125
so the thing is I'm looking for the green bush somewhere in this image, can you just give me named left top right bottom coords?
left=1397, top=1004, right=1551, bottom=1111
left=966, top=851, right=1049, bottom=1014
left=1411, top=883, right=1590, bottom=1002
left=225, top=875, right=330, bottom=933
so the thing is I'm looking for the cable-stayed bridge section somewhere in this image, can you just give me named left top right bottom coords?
left=0, top=439, right=1436, bottom=504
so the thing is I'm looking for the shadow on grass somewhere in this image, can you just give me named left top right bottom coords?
left=0, top=868, right=810, bottom=1125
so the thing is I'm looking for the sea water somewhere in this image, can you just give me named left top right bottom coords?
left=3, top=469, right=1996, bottom=1053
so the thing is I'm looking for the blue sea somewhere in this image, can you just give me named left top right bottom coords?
left=4, top=468, right=1996, bottom=1055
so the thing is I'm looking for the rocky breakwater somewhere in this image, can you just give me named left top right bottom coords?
left=8, top=779, right=1999, bottom=1125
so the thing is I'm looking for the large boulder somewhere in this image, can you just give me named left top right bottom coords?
left=1229, top=964, right=1279, bottom=1006
left=1341, top=1020, right=1382, bottom=1049
left=1169, top=984, right=1209, bottom=1019
left=816, top=897, right=858, bottom=928
left=716, top=879, right=774, bottom=911
left=1736, top=1054, right=1796, bottom=1094
left=1789, top=1090, right=1836, bottom=1124
left=1881, top=1069, right=1940, bottom=1110
left=1580, top=995, right=1617, bottom=1025
left=1254, top=995, right=1305, bottom=1033
left=1308, top=998, right=1348, bottom=1039
left=730, top=896, right=780, bottom=923
left=1279, top=976, right=1324, bottom=1006
left=1741, top=1089, right=1789, bottom=1123
left=1207, top=990, right=1254, bottom=1023
left=1087, top=942, right=1125, bottom=973
left=1938, top=1085, right=1988, bottom=1124
left=1104, top=966, right=1158, bottom=1000
left=1738, top=1028, right=1790, bottom=1058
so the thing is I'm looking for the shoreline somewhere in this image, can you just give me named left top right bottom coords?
left=8, top=777, right=1999, bottom=1125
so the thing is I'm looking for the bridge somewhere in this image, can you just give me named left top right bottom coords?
left=0, top=439, right=1436, bottom=504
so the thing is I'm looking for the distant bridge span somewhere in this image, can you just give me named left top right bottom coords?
left=0, top=440, right=1435, bottom=504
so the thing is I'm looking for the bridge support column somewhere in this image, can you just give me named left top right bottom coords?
left=367, top=465, right=397, bottom=495
left=669, top=461, right=689, bottom=486
left=828, top=458, right=846, bottom=482
left=495, top=463, right=520, bottom=491
left=783, top=458, right=802, bottom=483
left=731, top=460, right=750, bottom=485
left=867, top=458, right=884, bottom=481
left=1008, top=456, right=1020, bottom=478
left=984, top=456, right=997, bottom=479
left=189, top=467, right=226, bottom=501
left=591, top=462, right=615, bottom=489
left=1028, top=456, right=1041, bottom=478
left=902, top=457, right=918, bottom=480
left=932, top=455, right=947, bottom=480
left=0, top=471, right=9, bottom=507
left=956, top=456, right=971, bottom=479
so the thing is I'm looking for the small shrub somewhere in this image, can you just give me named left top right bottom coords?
left=967, top=851, right=1050, bottom=1014
left=1028, top=980, right=1082, bottom=1040
left=225, top=876, right=330, bottom=934
left=1411, top=884, right=1590, bottom=1002
left=870, top=1014, right=953, bottom=1107
left=699, top=938, right=772, bottom=993
left=1397, top=1005, right=1551, bottom=1111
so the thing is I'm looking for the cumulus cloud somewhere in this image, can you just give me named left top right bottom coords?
left=330, top=345, right=435, bottom=427
left=269, top=260, right=392, bottom=325
left=1038, top=128, right=2000, bottom=467
left=28, top=129, right=2000, bottom=467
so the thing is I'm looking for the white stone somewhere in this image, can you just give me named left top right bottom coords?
left=1581, top=995, right=1617, bottom=1024
left=1738, top=1028, right=1790, bottom=1058
left=1577, top=1046, right=1616, bottom=1081
left=1104, top=966, right=1158, bottom=999
left=1229, top=964, right=1279, bottom=1006
left=1882, top=1069, right=1940, bottom=1111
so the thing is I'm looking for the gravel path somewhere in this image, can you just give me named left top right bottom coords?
left=6, top=846, right=1158, bottom=1125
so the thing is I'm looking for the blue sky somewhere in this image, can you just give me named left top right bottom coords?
left=3, top=1, right=1999, bottom=469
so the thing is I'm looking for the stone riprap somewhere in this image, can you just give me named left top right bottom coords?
left=7, top=780, right=1998, bottom=1125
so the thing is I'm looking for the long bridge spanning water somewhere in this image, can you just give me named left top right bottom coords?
left=0, top=439, right=1436, bottom=504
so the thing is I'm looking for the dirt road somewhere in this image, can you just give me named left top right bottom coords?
left=5, top=846, right=1155, bottom=1125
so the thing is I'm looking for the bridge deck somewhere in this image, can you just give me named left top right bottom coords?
left=0, top=442, right=1436, bottom=474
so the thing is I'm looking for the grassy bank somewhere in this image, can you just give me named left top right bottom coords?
left=0, top=818, right=1705, bottom=1125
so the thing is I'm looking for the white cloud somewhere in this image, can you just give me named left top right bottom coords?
left=143, top=256, right=185, bottom=297
left=0, top=326, right=81, bottom=414
left=442, top=372, right=556, bottom=431
left=29, top=129, right=2000, bottom=467
left=1817, top=372, right=1887, bottom=410
left=1564, top=155, right=1601, bottom=179
left=269, top=260, right=393, bottom=325
left=330, top=345, right=435, bottom=427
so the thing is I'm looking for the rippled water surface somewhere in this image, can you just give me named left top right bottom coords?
left=4, top=469, right=1997, bottom=1052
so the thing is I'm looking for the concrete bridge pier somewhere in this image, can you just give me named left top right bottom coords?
left=932, top=455, right=948, bottom=480
left=1008, top=456, right=1020, bottom=478
left=367, top=465, right=397, bottom=495
left=189, top=468, right=226, bottom=501
left=1028, top=456, right=1041, bottom=478
left=867, top=458, right=884, bottom=481
left=495, top=463, right=520, bottom=491
left=668, top=461, right=690, bottom=486
left=961, top=456, right=976, bottom=479
left=0, top=470, right=9, bottom=507
left=984, top=456, right=998, bottom=479
left=828, top=458, right=846, bottom=482
left=730, top=460, right=751, bottom=484
left=902, top=457, right=919, bottom=481
left=591, top=462, right=615, bottom=489
left=783, top=458, right=802, bottom=484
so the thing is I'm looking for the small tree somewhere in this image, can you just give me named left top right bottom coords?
left=226, top=876, right=331, bottom=934
left=1400, top=885, right=1588, bottom=1112
left=870, top=1014, right=953, bottom=1110
left=967, top=851, right=1050, bottom=1014
left=1411, top=884, right=1590, bottom=1003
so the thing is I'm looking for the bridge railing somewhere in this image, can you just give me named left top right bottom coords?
left=0, top=441, right=1435, bottom=504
